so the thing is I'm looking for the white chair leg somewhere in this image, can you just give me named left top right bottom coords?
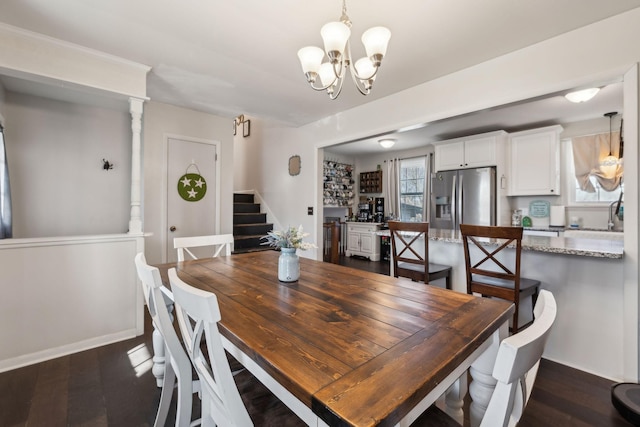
left=154, top=361, right=176, bottom=427
left=175, top=369, right=194, bottom=427
left=201, top=396, right=215, bottom=427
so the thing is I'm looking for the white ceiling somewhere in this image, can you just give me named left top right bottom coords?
left=0, top=0, right=636, bottom=152
left=327, top=81, right=624, bottom=156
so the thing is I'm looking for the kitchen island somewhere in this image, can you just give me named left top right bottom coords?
left=378, top=228, right=624, bottom=381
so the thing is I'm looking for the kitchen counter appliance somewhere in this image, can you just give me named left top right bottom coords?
left=430, top=167, right=496, bottom=230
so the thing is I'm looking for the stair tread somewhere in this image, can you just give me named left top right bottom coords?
left=234, top=234, right=268, bottom=240
left=232, top=247, right=275, bottom=255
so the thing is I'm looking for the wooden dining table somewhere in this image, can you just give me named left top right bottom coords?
left=154, top=250, right=513, bottom=427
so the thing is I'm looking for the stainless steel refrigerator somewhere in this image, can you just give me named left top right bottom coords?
left=430, top=167, right=496, bottom=230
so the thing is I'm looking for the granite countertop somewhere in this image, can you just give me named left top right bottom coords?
left=376, top=228, right=624, bottom=259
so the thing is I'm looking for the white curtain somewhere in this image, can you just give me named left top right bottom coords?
left=384, top=158, right=400, bottom=219
left=572, top=131, right=622, bottom=192
left=0, top=125, right=12, bottom=239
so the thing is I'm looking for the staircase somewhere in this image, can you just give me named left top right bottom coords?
left=233, top=193, right=274, bottom=254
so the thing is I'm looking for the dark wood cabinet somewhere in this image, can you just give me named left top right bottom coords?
left=359, top=170, right=382, bottom=193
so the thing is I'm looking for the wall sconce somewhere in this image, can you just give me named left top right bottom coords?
left=233, top=114, right=251, bottom=137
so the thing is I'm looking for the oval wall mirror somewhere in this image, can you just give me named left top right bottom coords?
left=289, top=155, right=301, bottom=176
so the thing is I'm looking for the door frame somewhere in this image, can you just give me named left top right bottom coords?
left=161, top=133, right=221, bottom=263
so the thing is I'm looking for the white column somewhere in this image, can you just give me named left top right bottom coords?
left=128, top=97, right=144, bottom=234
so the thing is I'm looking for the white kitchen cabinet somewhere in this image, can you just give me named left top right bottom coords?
left=508, top=125, right=562, bottom=196
left=345, top=222, right=381, bottom=261
left=434, top=134, right=499, bottom=171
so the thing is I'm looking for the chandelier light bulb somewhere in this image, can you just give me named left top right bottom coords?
left=318, top=62, right=337, bottom=87
left=355, top=57, right=376, bottom=81
left=297, top=46, right=325, bottom=76
left=362, top=26, right=391, bottom=59
left=321, top=22, right=351, bottom=60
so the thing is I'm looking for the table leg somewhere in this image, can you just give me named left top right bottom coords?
left=443, top=373, right=468, bottom=424
left=469, top=323, right=508, bottom=427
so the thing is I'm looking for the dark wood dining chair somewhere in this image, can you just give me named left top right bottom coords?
left=388, top=221, right=452, bottom=289
left=460, top=224, right=541, bottom=333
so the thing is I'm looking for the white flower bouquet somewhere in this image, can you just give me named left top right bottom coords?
left=261, top=225, right=316, bottom=250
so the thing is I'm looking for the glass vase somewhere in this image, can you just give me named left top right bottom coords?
left=278, top=247, right=300, bottom=282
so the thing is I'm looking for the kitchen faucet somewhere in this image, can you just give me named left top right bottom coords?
left=608, top=200, right=623, bottom=231
left=608, top=192, right=624, bottom=231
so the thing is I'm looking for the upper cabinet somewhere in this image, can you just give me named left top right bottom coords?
left=434, top=133, right=504, bottom=171
left=508, top=125, right=563, bottom=196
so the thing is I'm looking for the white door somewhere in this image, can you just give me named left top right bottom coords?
left=167, top=137, right=217, bottom=262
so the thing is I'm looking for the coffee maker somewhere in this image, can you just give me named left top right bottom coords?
left=357, top=203, right=372, bottom=222
left=374, top=197, right=384, bottom=223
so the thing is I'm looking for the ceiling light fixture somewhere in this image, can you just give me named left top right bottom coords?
left=379, top=139, right=395, bottom=149
left=297, top=0, right=391, bottom=99
left=564, top=88, right=600, bottom=103
left=600, top=111, right=619, bottom=179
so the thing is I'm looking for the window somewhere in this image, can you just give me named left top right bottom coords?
left=399, top=157, right=427, bottom=221
left=575, top=177, right=623, bottom=203
left=566, top=139, right=623, bottom=204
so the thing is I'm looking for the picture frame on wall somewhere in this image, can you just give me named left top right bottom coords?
left=243, top=120, right=251, bottom=137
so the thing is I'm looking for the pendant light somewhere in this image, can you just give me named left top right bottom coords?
left=600, top=111, right=618, bottom=179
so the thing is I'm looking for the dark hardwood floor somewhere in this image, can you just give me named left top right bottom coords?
left=0, top=255, right=632, bottom=427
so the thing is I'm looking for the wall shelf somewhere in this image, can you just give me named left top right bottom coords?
left=360, top=170, right=383, bottom=194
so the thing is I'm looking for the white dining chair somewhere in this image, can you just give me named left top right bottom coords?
left=174, top=234, right=234, bottom=261
left=412, top=289, right=557, bottom=427
left=134, top=253, right=196, bottom=427
left=168, top=267, right=254, bottom=426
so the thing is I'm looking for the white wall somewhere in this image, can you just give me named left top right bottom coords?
left=142, top=101, right=234, bottom=265
left=0, top=81, right=5, bottom=122
left=235, top=9, right=640, bottom=380
left=0, top=24, right=148, bottom=372
left=0, top=234, right=143, bottom=372
left=4, top=91, right=131, bottom=237
left=234, top=118, right=318, bottom=259
left=233, top=115, right=262, bottom=192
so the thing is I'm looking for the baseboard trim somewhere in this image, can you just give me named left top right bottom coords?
left=0, top=329, right=138, bottom=373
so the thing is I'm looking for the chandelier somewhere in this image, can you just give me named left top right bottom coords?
left=297, top=0, right=391, bottom=99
